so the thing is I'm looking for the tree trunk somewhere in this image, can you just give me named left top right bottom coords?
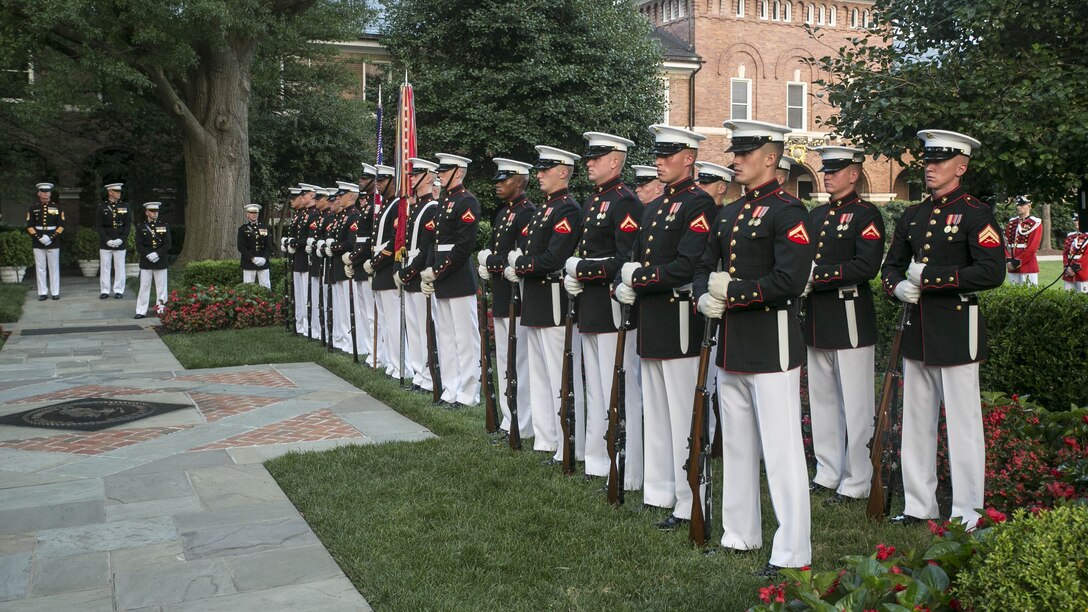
left=1042, top=202, right=1052, bottom=252
left=167, top=41, right=255, bottom=265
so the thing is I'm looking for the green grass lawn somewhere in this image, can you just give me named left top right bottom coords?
left=164, top=327, right=935, bottom=611
left=0, top=282, right=29, bottom=324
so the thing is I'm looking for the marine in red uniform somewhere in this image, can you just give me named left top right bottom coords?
left=1004, top=196, right=1042, bottom=286
left=1062, top=228, right=1088, bottom=293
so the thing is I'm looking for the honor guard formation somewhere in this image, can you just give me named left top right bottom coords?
left=27, top=120, right=1030, bottom=579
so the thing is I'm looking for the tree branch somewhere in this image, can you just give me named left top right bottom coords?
left=146, top=65, right=205, bottom=144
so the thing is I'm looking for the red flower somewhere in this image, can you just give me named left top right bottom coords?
left=890, top=565, right=902, bottom=574
left=1064, top=436, right=1078, bottom=447
left=875, top=543, right=896, bottom=560
left=799, top=565, right=810, bottom=571
left=927, top=520, right=948, bottom=537
left=984, top=508, right=1007, bottom=524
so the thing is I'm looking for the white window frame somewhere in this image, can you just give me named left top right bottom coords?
left=829, top=6, right=836, bottom=25
left=736, top=0, right=745, bottom=17
left=805, top=3, right=814, bottom=23
left=758, top=0, right=767, bottom=19
left=817, top=4, right=825, bottom=24
left=786, top=81, right=807, bottom=131
left=850, top=7, right=857, bottom=27
left=730, top=78, right=752, bottom=121
left=678, top=0, right=687, bottom=18
left=783, top=1, right=791, bottom=21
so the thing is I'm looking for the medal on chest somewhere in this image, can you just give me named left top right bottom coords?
left=749, top=205, right=769, bottom=227
left=837, top=212, right=853, bottom=231
left=665, top=202, right=681, bottom=223
left=944, top=214, right=962, bottom=234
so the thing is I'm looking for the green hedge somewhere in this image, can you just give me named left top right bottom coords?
left=181, top=258, right=288, bottom=291
left=954, top=504, right=1088, bottom=611
left=0, top=231, right=33, bottom=267
left=871, top=280, right=1088, bottom=411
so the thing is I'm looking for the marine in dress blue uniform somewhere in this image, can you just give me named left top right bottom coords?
left=363, top=167, right=398, bottom=371
left=237, top=203, right=272, bottom=289
left=881, top=130, right=1005, bottom=530
left=341, top=165, right=378, bottom=359
left=286, top=184, right=315, bottom=336
left=615, top=125, right=716, bottom=529
left=695, top=120, right=813, bottom=575
left=95, top=182, right=131, bottom=299
left=134, top=202, right=171, bottom=318
left=398, top=159, right=440, bottom=394
left=26, top=183, right=64, bottom=300
left=802, top=146, right=884, bottom=504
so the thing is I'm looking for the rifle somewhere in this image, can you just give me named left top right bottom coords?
left=348, top=273, right=358, bottom=363
left=507, top=279, right=522, bottom=450
left=686, top=318, right=716, bottom=547
left=372, top=298, right=379, bottom=369
left=325, top=253, right=334, bottom=353
left=317, top=247, right=327, bottom=347
left=866, top=303, right=910, bottom=520
left=478, top=276, right=499, bottom=434
left=558, top=294, right=577, bottom=476
left=426, top=294, right=442, bottom=403
left=606, top=298, right=632, bottom=506
left=399, top=282, right=407, bottom=387
left=306, top=243, right=314, bottom=340
left=284, top=250, right=294, bottom=334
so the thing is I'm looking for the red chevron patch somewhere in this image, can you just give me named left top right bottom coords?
left=461, top=209, right=476, bottom=223
left=619, top=213, right=638, bottom=233
left=787, top=222, right=810, bottom=245
left=425, top=219, right=435, bottom=231
left=689, top=214, right=709, bottom=233
left=860, top=222, right=881, bottom=241
left=554, top=218, right=572, bottom=234
left=978, top=224, right=1001, bottom=248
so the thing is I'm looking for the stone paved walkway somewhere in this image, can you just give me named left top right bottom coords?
left=0, top=278, right=433, bottom=610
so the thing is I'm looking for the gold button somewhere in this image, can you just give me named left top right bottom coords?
left=764, top=307, right=770, bottom=312
left=729, top=267, right=736, bottom=273
left=744, top=203, right=751, bottom=210
left=733, top=226, right=739, bottom=233
left=956, top=305, right=962, bottom=311
left=648, top=236, right=654, bottom=241
left=948, top=236, right=954, bottom=241
left=644, top=261, right=650, bottom=266
left=924, top=244, right=931, bottom=250
left=926, top=232, right=932, bottom=238
left=753, top=191, right=760, bottom=197
left=934, top=208, right=941, bottom=214
left=837, top=234, right=844, bottom=238
left=815, top=254, right=822, bottom=260
left=930, top=219, right=937, bottom=226
left=729, top=297, right=735, bottom=302
left=936, top=277, right=942, bottom=282
left=730, top=253, right=737, bottom=260
left=738, top=215, right=745, bottom=221
left=663, top=198, right=670, bottom=204
left=922, top=257, right=929, bottom=263
left=730, top=240, right=736, bottom=246
left=818, top=242, right=824, bottom=247
left=821, top=231, right=827, bottom=237
left=652, top=222, right=658, bottom=227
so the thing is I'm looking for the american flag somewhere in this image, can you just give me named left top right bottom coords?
left=393, top=77, right=416, bottom=260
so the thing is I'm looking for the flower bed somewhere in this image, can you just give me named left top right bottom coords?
left=159, top=284, right=283, bottom=333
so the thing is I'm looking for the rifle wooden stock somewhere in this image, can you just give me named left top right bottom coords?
left=866, top=304, right=911, bottom=520
left=558, top=296, right=577, bottom=476
left=507, top=281, right=522, bottom=450
left=426, top=296, right=442, bottom=403
left=478, top=278, right=499, bottom=434
left=606, top=302, right=631, bottom=506
left=687, top=318, right=716, bottom=547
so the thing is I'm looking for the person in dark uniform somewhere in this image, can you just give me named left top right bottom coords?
left=694, top=161, right=736, bottom=207
left=134, top=202, right=171, bottom=319
left=802, top=146, right=885, bottom=505
left=564, top=132, right=643, bottom=488
left=695, top=120, right=813, bottom=577
left=881, top=129, right=1005, bottom=530
left=26, top=183, right=64, bottom=301
left=506, top=146, right=583, bottom=459
left=775, top=156, right=793, bottom=191
left=423, top=153, right=482, bottom=407
left=632, top=165, right=664, bottom=205
left=367, top=169, right=409, bottom=378
left=95, top=182, right=132, bottom=299
left=342, top=165, right=377, bottom=359
left=615, top=125, right=715, bottom=530
left=304, top=188, right=331, bottom=340
left=286, top=184, right=316, bottom=336
left=479, top=158, right=536, bottom=438
left=398, top=159, right=439, bottom=394
left=327, top=181, right=361, bottom=353
left=238, top=203, right=272, bottom=289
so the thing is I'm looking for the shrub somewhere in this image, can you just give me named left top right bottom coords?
left=954, top=504, right=1088, bottom=611
left=69, top=226, right=101, bottom=261
left=0, top=231, right=33, bottom=267
left=870, top=279, right=1088, bottom=411
left=182, top=258, right=287, bottom=290
left=159, top=283, right=283, bottom=333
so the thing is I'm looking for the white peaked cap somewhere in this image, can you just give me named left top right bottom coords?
left=244, top=203, right=261, bottom=213
left=724, top=120, right=793, bottom=153
left=288, top=187, right=302, bottom=195
left=695, top=161, right=734, bottom=183
left=649, top=124, right=706, bottom=154
left=582, top=132, right=634, bottom=158
left=360, top=163, right=377, bottom=178
left=375, top=165, right=395, bottom=177
left=917, top=129, right=981, bottom=160
left=777, top=156, right=792, bottom=172
left=435, top=153, right=471, bottom=169
left=534, top=145, right=581, bottom=169
left=143, top=201, right=161, bottom=210
left=408, top=158, right=439, bottom=173
left=336, top=181, right=360, bottom=193
left=104, top=182, right=124, bottom=191
left=36, top=182, right=54, bottom=191
left=298, top=183, right=319, bottom=193
left=492, top=158, right=533, bottom=179
left=813, top=146, right=866, bottom=172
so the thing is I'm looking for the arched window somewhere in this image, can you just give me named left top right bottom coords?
left=772, top=1, right=779, bottom=20
left=679, top=0, right=687, bottom=18
left=850, top=7, right=857, bottom=27
left=783, top=1, right=791, bottom=21
left=737, top=0, right=745, bottom=16
left=805, top=3, right=814, bottom=23
left=817, top=4, right=825, bottom=24
left=759, top=0, right=768, bottom=19
left=829, top=6, right=836, bottom=25
left=862, top=9, right=870, bottom=27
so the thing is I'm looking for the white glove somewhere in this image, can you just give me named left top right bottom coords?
left=477, top=249, right=492, bottom=267
left=340, top=253, right=352, bottom=265
left=316, top=239, right=326, bottom=251
left=344, top=265, right=355, bottom=279
left=620, top=262, right=639, bottom=286
left=800, top=262, right=816, bottom=298
left=305, top=244, right=313, bottom=254
left=564, top=256, right=581, bottom=277
left=615, top=283, right=636, bottom=305
left=324, top=245, right=334, bottom=258
left=507, top=248, right=523, bottom=268
left=697, top=293, right=725, bottom=319
left=252, top=257, right=266, bottom=267
left=39, top=235, right=51, bottom=246
left=288, top=245, right=297, bottom=254
left=280, top=242, right=288, bottom=253
left=421, top=280, right=435, bottom=296
left=393, top=272, right=405, bottom=289
left=504, top=266, right=519, bottom=283
left=107, top=239, right=122, bottom=248
left=363, top=260, right=375, bottom=275
left=907, top=261, right=926, bottom=286
left=147, top=252, right=159, bottom=263
left=477, top=264, right=491, bottom=281
left=564, top=274, right=583, bottom=296
left=306, top=237, right=316, bottom=248
left=421, top=267, right=436, bottom=282
left=708, top=271, right=732, bottom=300
left=893, top=281, right=921, bottom=304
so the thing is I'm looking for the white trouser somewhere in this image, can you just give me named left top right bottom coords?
left=353, top=280, right=374, bottom=357
left=584, top=330, right=644, bottom=488
left=293, top=272, right=309, bottom=336
left=1065, top=280, right=1088, bottom=293
left=243, top=268, right=271, bottom=289
left=808, top=345, right=876, bottom=498
left=642, top=357, right=699, bottom=518
left=493, top=316, right=533, bottom=437
left=547, top=326, right=585, bottom=463
left=332, top=281, right=350, bottom=352
left=405, top=291, right=432, bottom=391
left=309, top=276, right=323, bottom=340
left=435, top=295, right=481, bottom=406
left=32, top=248, right=60, bottom=296
left=718, top=367, right=811, bottom=568
left=136, top=269, right=168, bottom=315
left=99, top=249, right=126, bottom=294
left=526, top=326, right=565, bottom=453
left=376, top=289, right=409, bottom=379
left=1006, top=272, right=1037, bottom=286
left=902, top=359, right=984, bottom=529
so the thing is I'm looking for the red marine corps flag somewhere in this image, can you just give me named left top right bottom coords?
left=393, top=73, right=416, bottom=261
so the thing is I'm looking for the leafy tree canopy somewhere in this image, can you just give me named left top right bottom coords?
left=815, top=0, right=1088, bottom=203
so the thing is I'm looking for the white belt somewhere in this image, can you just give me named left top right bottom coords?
left=436, top=244, right=454, bottom=252
left=583, top=256, right=610, bottom=261
left=355, top=236, right=369, bottom=243
left=34, top=226, right=56, bottom=230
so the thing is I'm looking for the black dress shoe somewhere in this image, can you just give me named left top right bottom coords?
left=809, top=482, right=835, bottom=494
left=100, top=293, right=109, bottom=300
left=654, top=515, right=688, bottom=531
left=754, top=563, right=784, bottom=579
left=51, top=295, right=59, bottom=300
left=890, top=514, right=926, bottom=526
left=38, top=295, right=47, bottom=301
left=540, top=457, right=560, bottom=467
left=115, top=293, right=123, bottom=299
left=134, top=314, right=145, bottom=319
left=824, top=493, right=862, bottom=505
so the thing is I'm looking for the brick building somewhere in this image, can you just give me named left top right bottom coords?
left=639, top=0, right=919, bottom=202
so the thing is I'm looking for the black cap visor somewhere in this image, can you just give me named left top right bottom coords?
left=726, top=135, right=772, bottom=153
left=696, top=173, right=725, bottom=184
left=921, top=146, right=967, bottom=162
left=583, top=145, right=618, bottom=160
left=651, top=141, right=687, bottom=157
left=819, top=159, right=858, bottom=173
left=492, top=170, right=524, bottom=182
left=435, top=163, right=460, bottom=172
left=533, top=158, right=565, bottom=170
